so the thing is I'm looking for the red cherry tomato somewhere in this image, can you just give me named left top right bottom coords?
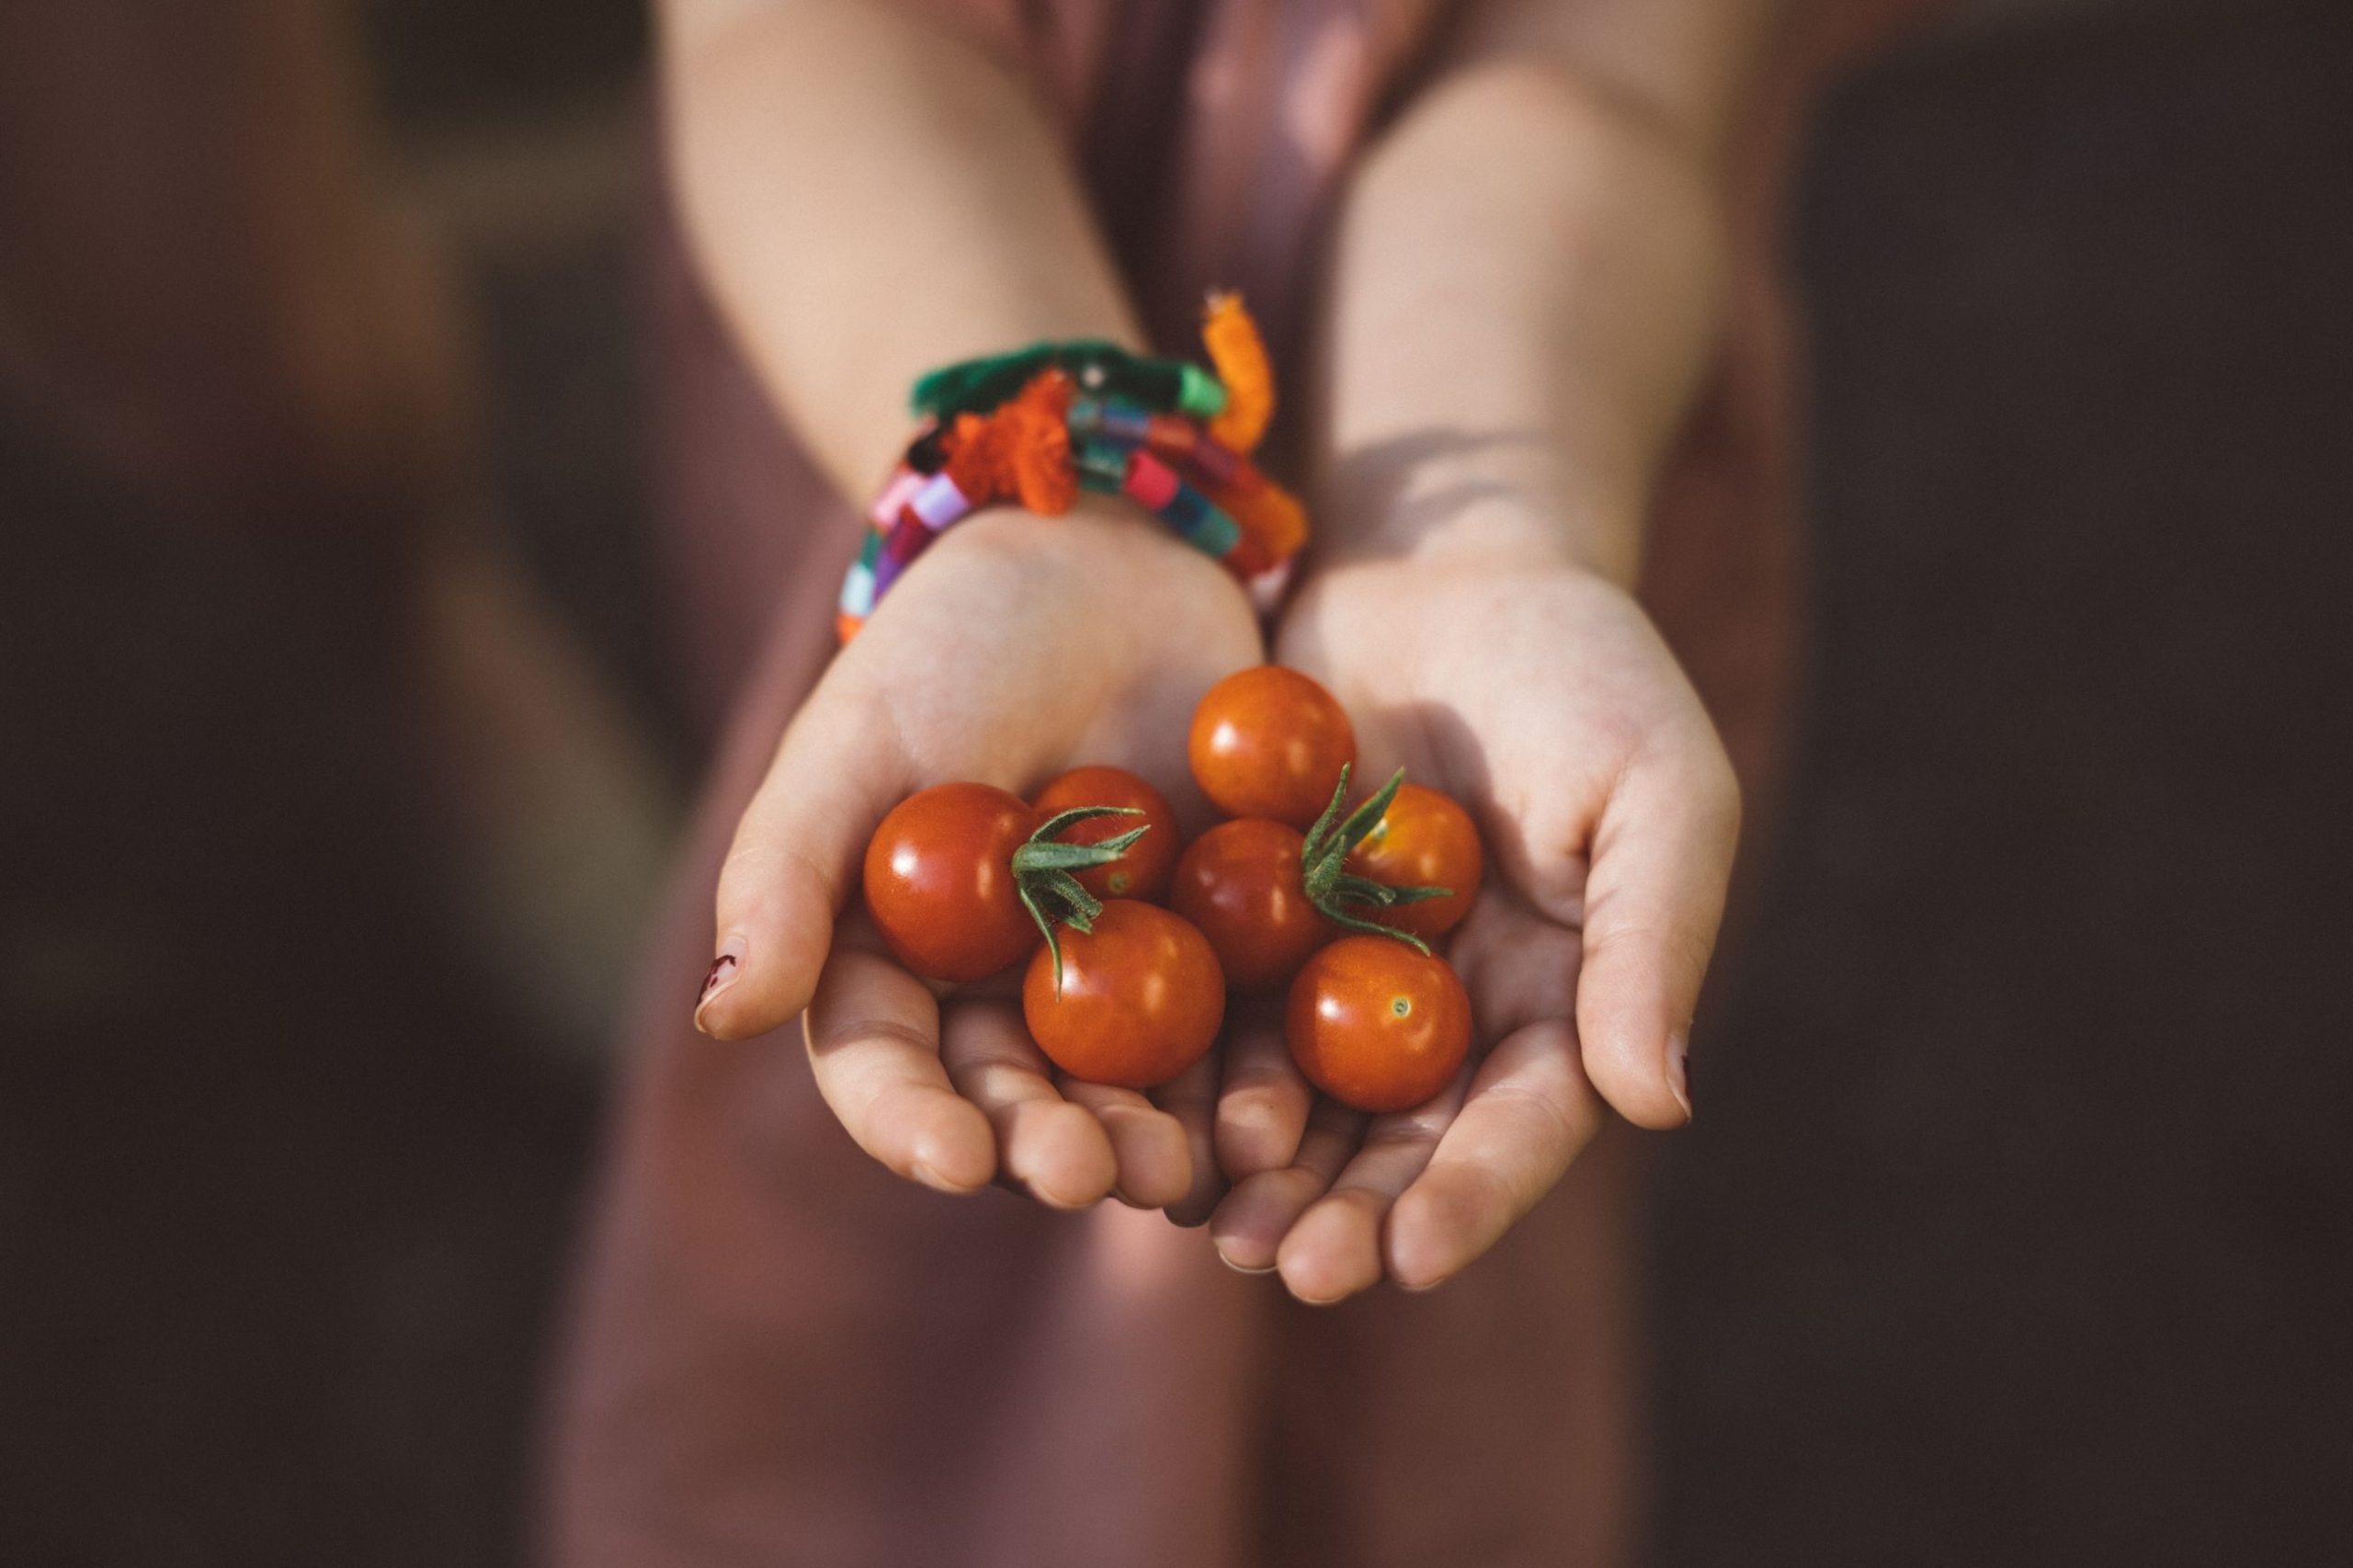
left=1285, top=937, right=1472, bottom=1113
left=861, top=782, right=1041, bottom=983
left=1030, top=766, right=1181, bottom=903
left=1188, top=665, right=1357, bottom=830
left=1023, top=902, right=1225, bottom=1089
left=1168, top=818, right=1334, bottom=992
left=1344, top=782, right=1484, bottom=939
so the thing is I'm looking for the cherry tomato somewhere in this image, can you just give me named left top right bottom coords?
left=1030, top=766, right=1181, bottom=903
left=1344, top=782, right=1484, bottom=939
left=1169, top=818, right=1334, bottom=991
left=861, top=782, right=1041, bottom=983
left=1285, top=937, right=1472, bottom=1113
left=1023, top=902, right=1225, bottom=1089
left=1188, top=665, right=1357, bottom=830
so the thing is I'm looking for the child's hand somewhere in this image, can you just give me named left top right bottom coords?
left=694, top=503, right=1263, bottom=1213
left=1209, top=540, right=1741, bottom=1301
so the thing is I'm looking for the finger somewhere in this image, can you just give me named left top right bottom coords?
left=699, top=677, right=909, bottom=1041
left=1206, top=1099, right=1362, bottom=1275
left=1059, top=1078, right=1192, bottom=1210
left=1575, top=738, right=1740, bottom=1127
left=1276, top=1082, right=1466, bottom=1306
left=1385, top=1018, right=1606, bottom=1289
left=1214, top=1000, right=1313, bottom=1181
left=803, top=942, right=994, bottom=1192
left=1154, top=1050, right=1229, bottom=1228
left=941, top=1001, right=1116, bottom=1210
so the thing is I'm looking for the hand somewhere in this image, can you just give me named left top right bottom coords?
left=694, top=503, right=1264, bottom=1213
left=1207, top=539, right=1741, bottom=1301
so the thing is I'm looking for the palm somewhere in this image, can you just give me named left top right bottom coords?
left=839, top=514, right=1258, bottom=801
left=698, top=505, right=1265, bottom=1212
left=1206, top=554, right=1738, bottom=1300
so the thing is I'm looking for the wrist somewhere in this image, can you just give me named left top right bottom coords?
left=918, top=497, right=1256, bottom=600
left=839, top=305, right=1306, bottom=640
left=1306, top=467, right=1642, bottom=589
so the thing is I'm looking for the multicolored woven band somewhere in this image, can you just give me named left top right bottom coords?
left=836, top=293, right=1309, bottom=642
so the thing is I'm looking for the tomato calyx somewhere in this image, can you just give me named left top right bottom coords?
left=1298, top=765, right=1451, bottom=953
left=1011, top=805, right=1152, bottom=985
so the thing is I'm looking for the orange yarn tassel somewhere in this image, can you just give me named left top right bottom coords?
left=942, top=370, right=1079, bottom=514
left=1200, top=292, right=1273, bottom=454
left=1211, top=478, right=1308, bottom=575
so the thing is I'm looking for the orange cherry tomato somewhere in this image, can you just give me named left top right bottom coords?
left=1023, top=902, right=1225, bottom=1089
left=1344, top=782, right=1483, bottom=939
left=1285, top=937, right=1472, bottom=1113
left=861, top=782, right=1042, bottom=983
left=1168, top=818, right=1335, bottom=991
left=1030, top=765, right=1181, bottom=903
left=1188, top=665, right=1357, bottom=830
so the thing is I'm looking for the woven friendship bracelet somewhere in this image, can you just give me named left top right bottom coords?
left=835, top=293, right=1307, bottom=642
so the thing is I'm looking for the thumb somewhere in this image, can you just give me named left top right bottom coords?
left=695, top=683, right=910, bottom=1040
left=1574, top=739, right=1741, bottom=1128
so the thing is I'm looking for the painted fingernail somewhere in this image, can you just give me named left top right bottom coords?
left=692, top=936, right=746, bottom=1033
left=1668, top=1028, right=1693, bottom=1120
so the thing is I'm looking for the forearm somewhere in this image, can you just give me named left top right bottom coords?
left=1313, top=0, right=1779, bottom=585
left=658, top=0, right=1140, bottom=498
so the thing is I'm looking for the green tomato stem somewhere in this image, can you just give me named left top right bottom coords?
left=1011, top=805, right=1150, bottom=988
left=1298, top=763, right=1447, bottom=956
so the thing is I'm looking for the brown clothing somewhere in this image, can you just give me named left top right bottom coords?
left=545, top=5, right=1935, bottom=1563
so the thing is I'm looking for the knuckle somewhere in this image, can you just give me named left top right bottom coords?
left=1223, top=1062, right=1304, bottom=1100
left=944, top=1054, right=1033, bottom=1101
left=1360, top=1117, right=1443, bottom=1155
left=722, top=840, right=836, bottom=903
left=1475, top=1079, right=1594, bottom=1161
left=808, top=1016, right=935, bottom=1060
left=1586, top=915, right=1716, bottom=987
left=1427, top=1154, right=1520, bottom=1227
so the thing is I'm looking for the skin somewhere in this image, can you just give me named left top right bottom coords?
left=1345, top=782, right=1484, bottom=940
left=1204, top=0, right=1765, bottom=1302
left=1022, top=902, right=1225, bottom=1090
left=1186, top=665, right=1358, bottom=830
left=671, top=0, right=1766, bottom=1290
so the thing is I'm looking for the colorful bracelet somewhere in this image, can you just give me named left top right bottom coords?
left=835, top=293, right=1305, bottom=642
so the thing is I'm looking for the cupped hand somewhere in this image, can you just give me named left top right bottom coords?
left=694, top=503, right=1264, bottom=1213
left=1208, top=543, right=1741, bottom=1301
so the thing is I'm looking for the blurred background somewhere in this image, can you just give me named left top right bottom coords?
left=3, top=0, right=2347, bottom=1562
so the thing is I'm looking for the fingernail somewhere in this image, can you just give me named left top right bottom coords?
left=1668, top=1028, right=1693, bottom=1120
left=692, top=936, right=746, bottom=1033
left=1215, top=1245, right=1277, bottom=1276
left=910, top=1160, right=976, bottom=1195
left=1029, top=1175, right=1098, bottom=1211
